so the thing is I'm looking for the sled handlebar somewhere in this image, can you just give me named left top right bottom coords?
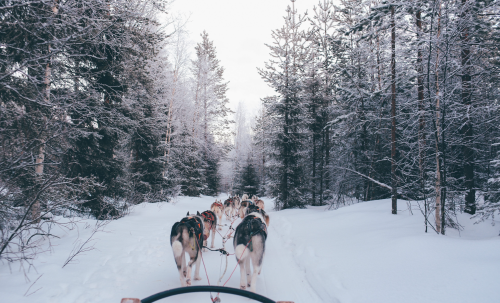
left=121, top=285, right=294, bottom=303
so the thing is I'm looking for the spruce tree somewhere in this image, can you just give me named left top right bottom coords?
left=259, top=2, right=308, bottom=209
left=190, top=31, right=232, bottom=196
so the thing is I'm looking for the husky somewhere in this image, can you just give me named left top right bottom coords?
left=210, top=200, right=224, bottom=229
left=245, top=204, right=270, bottom=226
left=224, top=197, right=235, bottom=220
left=255, top=198, right=265, bottom=210
left=233, top=206, right=268, bottom=292
left=170, top=211, right=204, bottom=286
left=200, top=210, right=217, bottom=249
left=233, top=194, right=241, bottom=210
left=239, top=195, right=254, bottom=219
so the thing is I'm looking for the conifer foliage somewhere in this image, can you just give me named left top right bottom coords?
left=259, top=1, right=309, bottom=209
left=255, top=0, right=500, bottom=233
left=0, top=0, right=233, bottom=262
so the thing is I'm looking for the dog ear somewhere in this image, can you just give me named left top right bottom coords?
left=197, top=211, right=201, bottom=216
left=186, top=211, right=190, bottom=216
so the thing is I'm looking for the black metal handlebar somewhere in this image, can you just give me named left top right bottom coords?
left=140, top=285, right=276, bottom=303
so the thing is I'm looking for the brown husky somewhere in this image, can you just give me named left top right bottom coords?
left=210, top=200, right=224, bottom=229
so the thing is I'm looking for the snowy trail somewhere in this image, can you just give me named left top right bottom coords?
left=0, top=195, right=322, bottom=303
left=1, top=196, right=500, bottom=303
left=157, top=197, right=326, bottom=303
left=260, top=217, right=325, bottom=303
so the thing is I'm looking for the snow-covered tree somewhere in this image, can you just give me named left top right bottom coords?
left=259, top=1, right=310, bottom=209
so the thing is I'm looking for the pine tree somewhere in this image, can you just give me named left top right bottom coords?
left=190, top=31, right=233, bottom=196
left=240, top=156, right=259, bottom=197
left=259, top=1, right=309, bottom=209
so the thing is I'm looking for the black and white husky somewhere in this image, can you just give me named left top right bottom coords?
left=170, top=211, right=204, bottom=286
left=233, top=206, right=269, bottom=292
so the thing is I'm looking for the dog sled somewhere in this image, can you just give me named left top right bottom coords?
left=120, top=285, right=293, bottom=303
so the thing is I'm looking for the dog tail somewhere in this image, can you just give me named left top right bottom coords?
left=234, top=244, right=250, bottom=263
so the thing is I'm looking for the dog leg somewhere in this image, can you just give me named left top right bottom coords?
left=176, top=252, right=187, bottom=287
left=178, top=268, right=187, bottom=287
left=172, top=241, right=186, bottom=286
left=258, top=252, right=265, bottom=275
left=211, top=229, right=216, bottom=248
left=245, top=257, right=252, bottom=287
left=186, top=257, right=195, bottom=286
left=193, top=252, right=202, bottom=281
left=181, top=252, right=187, bottom=277
left=239, top=257, right=246, bottom=290
left=251, top=264, right=261, bottom=293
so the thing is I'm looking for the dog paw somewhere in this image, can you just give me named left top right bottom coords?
left=186, top=279, right=191, bottom=286
left=240, top=285, right=246, bottom=290
left=210, top=245, right=215, bottom=248
left=194, top=276, right=202, bottom=281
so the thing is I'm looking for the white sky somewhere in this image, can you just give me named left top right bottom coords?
left=167, top=0, right=298, bottom=116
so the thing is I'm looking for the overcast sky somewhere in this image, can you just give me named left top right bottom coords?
left=168, top=0, right=298, bottom=116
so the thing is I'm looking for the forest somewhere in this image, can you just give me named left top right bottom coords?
left=1, top=0, right=499, bottom=267
left=250, top=0, right=500, bottom=236
left=0, top=0, right=233, bottom=263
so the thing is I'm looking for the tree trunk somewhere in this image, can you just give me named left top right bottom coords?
left=434, top=0, right=443, bottom=234
left=312, top=129, right=317, bottom=206
left=390, top=5, right=397, bottom=215
left=416, top=9, right=427, bottom=232
left=33, top=0, right=59, bottom=223
left=460, top=0, right=475, bottom=214
left=165, top=69, right=178, bottom=164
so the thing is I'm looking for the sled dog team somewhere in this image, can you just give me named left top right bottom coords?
left=170, top=194, right=268, bottom=292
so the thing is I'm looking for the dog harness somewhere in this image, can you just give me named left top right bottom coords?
left=224, top=198, right=234, bottom=207
left=245, top=215, right=267, bottom=238
left=245, top=215, right=267, bottom=252
left=246, top=204, right=262, bottom=214
left=201, top=211, right=216, bottom=226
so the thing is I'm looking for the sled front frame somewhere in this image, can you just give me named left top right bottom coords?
left=121, top=285, right=294, bottom=303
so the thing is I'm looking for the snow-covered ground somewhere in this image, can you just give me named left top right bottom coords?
left=1, top=195, right=499, bottom=303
